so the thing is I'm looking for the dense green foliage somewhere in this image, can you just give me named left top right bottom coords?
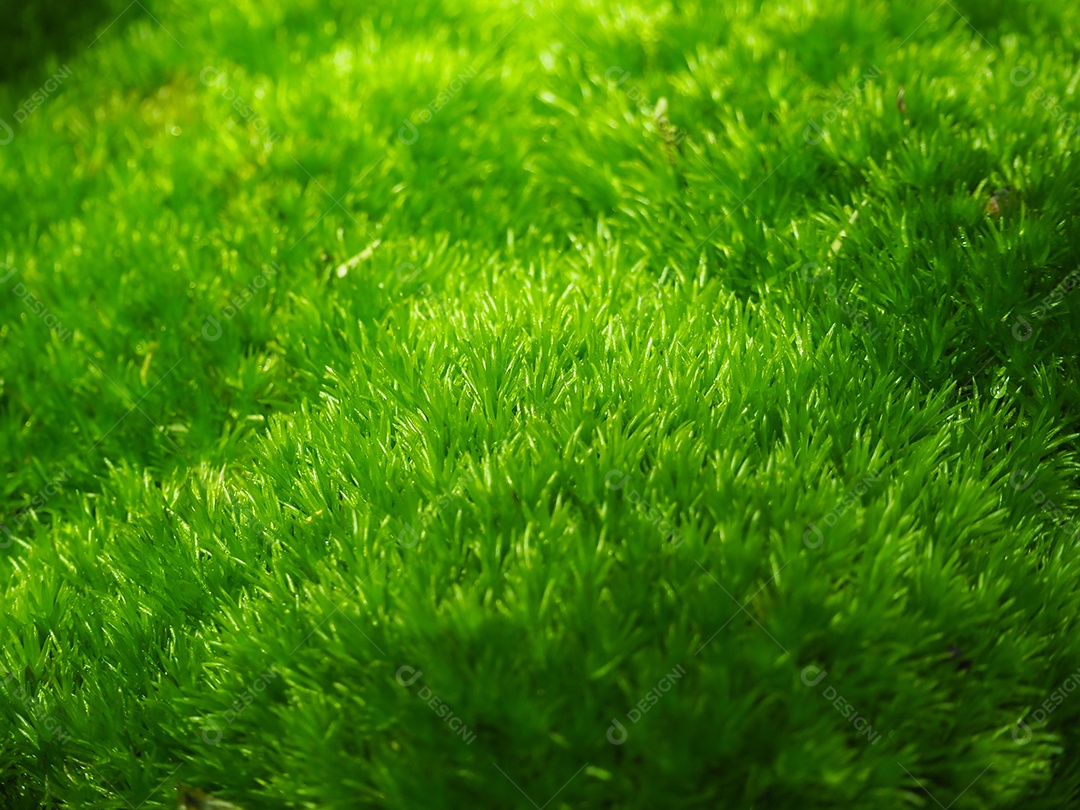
left=2, top=0, right=1080, bottom=807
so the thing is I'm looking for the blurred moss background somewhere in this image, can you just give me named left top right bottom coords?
left=0, top=0, right=142, bottom=82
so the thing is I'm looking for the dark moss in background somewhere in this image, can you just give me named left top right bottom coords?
left=0, top=0, right=142, bottom=83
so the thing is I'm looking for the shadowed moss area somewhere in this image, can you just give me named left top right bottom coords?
left=2, top=0, right=1080, bottom=808
left=0, top=0, right=144, bottom=82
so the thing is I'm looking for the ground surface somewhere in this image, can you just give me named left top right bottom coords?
left=2, top=0, right=1080, bottom=808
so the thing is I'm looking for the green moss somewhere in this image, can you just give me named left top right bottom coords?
left=2, top=0, right=1080, bottom=807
